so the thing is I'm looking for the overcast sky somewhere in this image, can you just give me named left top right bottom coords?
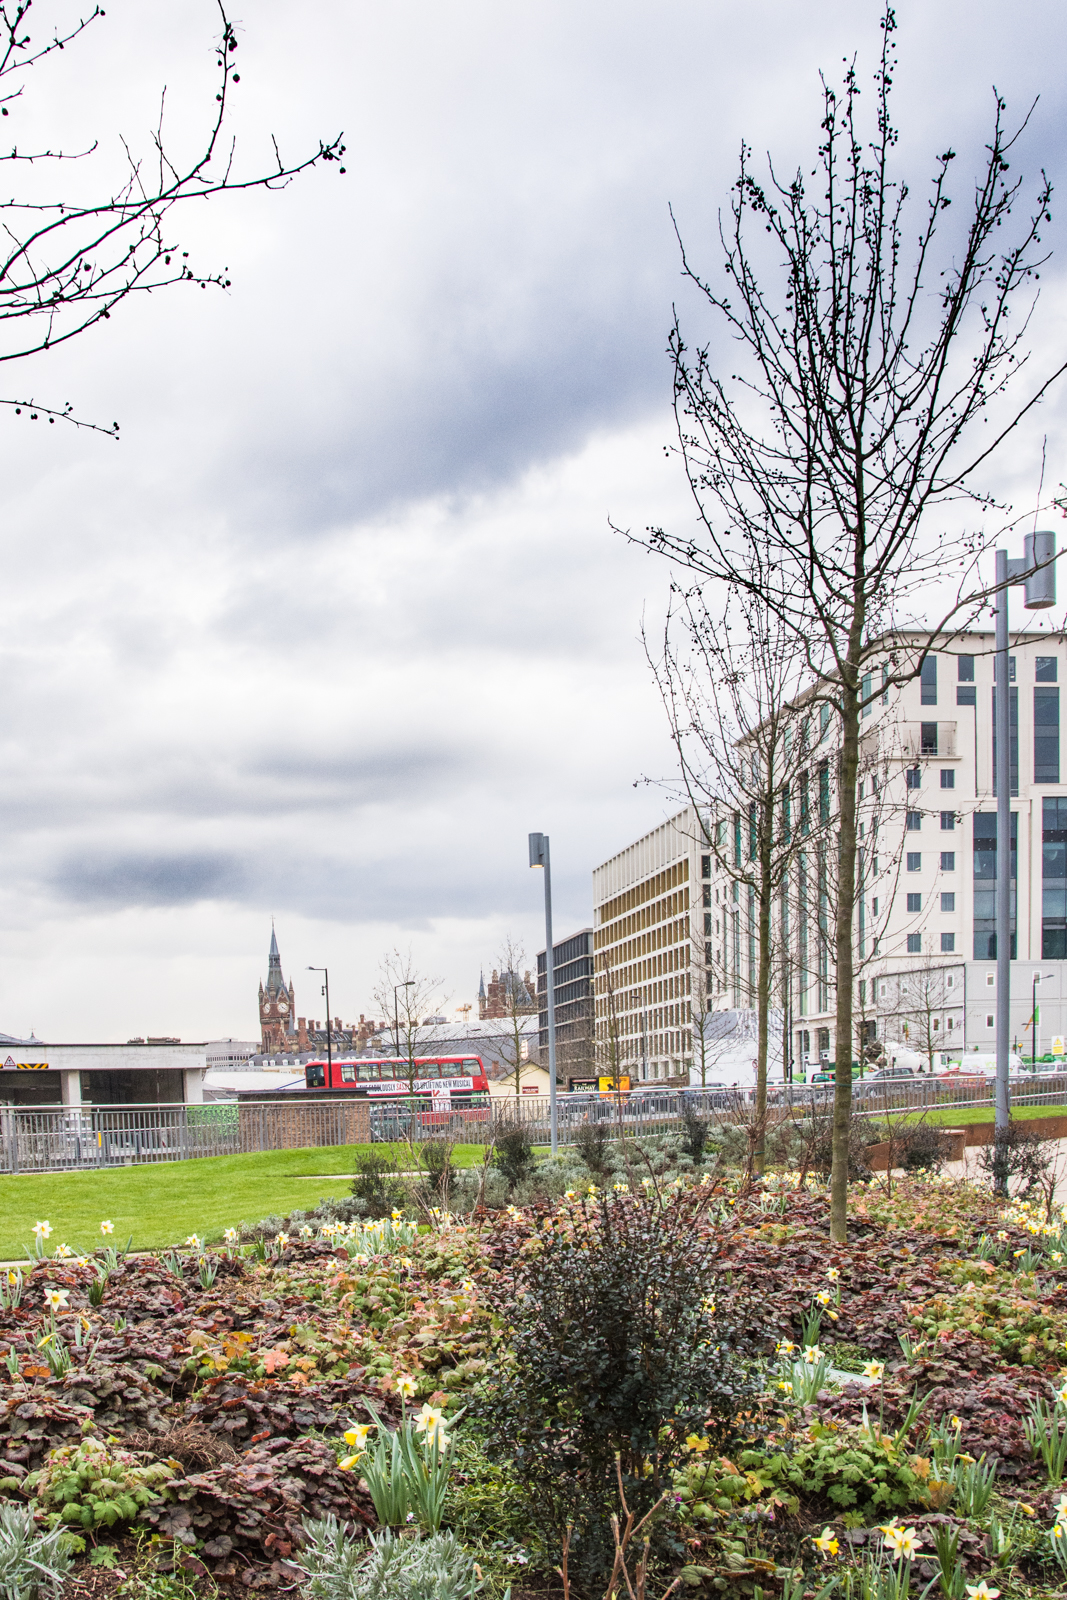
left=1, top=0, right=1066, bottom=1043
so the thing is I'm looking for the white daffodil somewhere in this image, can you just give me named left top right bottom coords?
left=100, top=1220, right=115, bottom=1236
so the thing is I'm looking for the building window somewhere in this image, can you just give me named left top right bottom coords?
left=992, top=686, right=1019, bottom=796
left=941, top=892, right=955, bottom=911
left=906, top=811, right=921, bottom=830
left=818, top=761, right=830, bottom=824
left=1037, top=657, right=1058, bottom=683
left=921, top=721, right=938, bottom=754
left=940, top=933, right=955, bottom=953
left=974, top=810, right=1017, bottom=959
left=907, top=934, right=922, bottom=953
left=941, top=770, right=955, bottom=789
left=986, top=1014, right=994, bottom=1028
left=701, top=855, right=711, bottom=879
left=1035, top=686, right=1060, bottom=783
left=957, top=685, right=977, bottom=707
left=920, top=656, right=937, bottom=704
left=941, top=811, right=956, bottom=831
left=862, top=672, right=872, bottom=715
left=820, top=704, right=830, bottom=738
left=957, top=655, right=975, bottom=682
left=941, top=851, right=955, bottom=871
left=907, top=852, right=921, bottom=871
left=906, top=767, right=921, bottom=789
left=907, top=893, right=921, bottom=912
left=872, top=897, right=879, bottom=915
left=986, top=972, right=995, bottom=987
left=1042, top=796, right=1067, bottom=959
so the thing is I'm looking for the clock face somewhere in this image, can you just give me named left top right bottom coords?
left=278, top=999, right=289, bottom=1014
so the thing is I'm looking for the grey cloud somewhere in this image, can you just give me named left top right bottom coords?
left=54, top=850, right=248, bottom=909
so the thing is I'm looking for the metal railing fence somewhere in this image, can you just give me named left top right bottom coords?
left=2, top=1075, right=1066, bottom=1171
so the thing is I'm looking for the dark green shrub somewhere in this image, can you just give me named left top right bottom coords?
left=493, top=1121, right=534, bottom=1191
left=573, top=1121, right=611, bottom=1177
left=350, top=1151, right=408, bottom=1216
left=479, top=1188, right=757, bottom=1587
left=679, top=1100, right=709, bottom=1163
left=897, top=1123, right=954, bottom=1172
left=419, top=1139, right=454, bottom=1200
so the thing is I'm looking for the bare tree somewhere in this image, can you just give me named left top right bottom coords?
left=631, top=19, right=1063, bottom=1237
left=879, top=955, right=960, bottom=1072
left=480, top=936, right=540, bottom=1099
left=648, top=581, right=812, bottom=1164
left=372, top=950, right=449, bottom=1096
left=0, top=1, right=344, bottom=431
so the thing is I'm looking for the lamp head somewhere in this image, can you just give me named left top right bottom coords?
left=1024, top=531, right=1057, bottom=609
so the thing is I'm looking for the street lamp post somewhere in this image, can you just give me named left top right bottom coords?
left=1031, top=972, right=1055, bottom=1069
left=529, top=832, right=558, bottom=1154
left=306, top=967, right=332, bottom=1075
left=994, top=531, right=1057, bottom=1160
left=394, top=981, right=415, bottom=1088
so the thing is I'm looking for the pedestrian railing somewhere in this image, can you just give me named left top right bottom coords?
left=1, top=1075, right=1064, bottom=1171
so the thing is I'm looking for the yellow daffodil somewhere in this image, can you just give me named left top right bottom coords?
left=881, top=1525, right=923, bottom=1560
left=964, top=1582, right=1000, bottom=1600
left=33, top=1221, right=51, bottom=1240
left=100, top=1220, right=115, bottom=1236
left=862, top=1361, right=884, bottom=1380
left=776, top=1339, right=796, bottom=1356
left=826, top=1267, right=840, bottom=1280
left=414, top=1403, right=443, bottom=1438
left=1053, top=1252, right=1064, bottom=1264
left=815, top=1290, right=832, bottom=1306
left=338, top=1454, right=361, bottom=1470
left=1018, top=1504, right=1036, bottom=1518
left=813, top=1529, right=839, bottom=1557
left=564, top=1190, right=577, bottom=1201
left=777, top=1381, right=794, bottom=1395
left=395, top=1374, right=417, bottom=1399
left=1057, top=1385, right=1067, bottom=1406
left=344, top=1423, right=374, bottom=1450
left=950, top=1415, right=962, bottom=1430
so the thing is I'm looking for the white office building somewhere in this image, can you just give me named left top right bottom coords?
left=594, top=628, right=1067, bottom=1083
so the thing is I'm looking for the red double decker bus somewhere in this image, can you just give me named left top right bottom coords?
left=303, top=1055, right=490, bottom=1104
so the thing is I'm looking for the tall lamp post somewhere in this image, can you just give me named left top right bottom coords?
left=529, top=832, right=558, bottom=1154
left=307, top=967, right=332, bottom=1075
left=394, top=980, right=415, bottom=1088
left=1031, top=972, right=1055, bottom=1069
left=994, top=530, right=1057, bottom=1163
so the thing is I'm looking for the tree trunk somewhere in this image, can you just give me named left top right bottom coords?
left=754, top=785, right=774, bottom=1171
left=830, top=665, right=862, bottom=1241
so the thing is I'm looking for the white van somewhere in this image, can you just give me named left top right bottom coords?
left=938, top=1053, right=1020, bottom=1077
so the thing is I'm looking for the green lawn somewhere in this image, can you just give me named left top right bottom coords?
left=0, top=1143, right=487, bottom=1260
left=916, top=1104, right=1067, bottom=1126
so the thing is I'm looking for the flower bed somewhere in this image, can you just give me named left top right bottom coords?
left=0, top=1175, right=1066, bottom=1597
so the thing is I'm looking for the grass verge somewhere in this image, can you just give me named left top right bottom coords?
left=914, top=1103, right=1067, bottom=1126
left=0, top=1142, right=487, bottom=1259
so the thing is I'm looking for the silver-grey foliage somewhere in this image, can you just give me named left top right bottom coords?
left=298, top=1523, right=487, bottom=1600
left=0, top=1504, right=73, bottom=1600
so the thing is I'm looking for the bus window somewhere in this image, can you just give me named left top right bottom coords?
left=340, top=1065, right=356, bottom=1083
left=422, top=1061, right=441, bottom=1079
left=306, top=1063, right=326, bottom=1089
left=358, top=1062, right=379, bottom=1082
left=462, top=1059, right=480, bottom=1074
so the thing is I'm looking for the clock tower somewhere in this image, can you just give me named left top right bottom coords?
left=259, top=927, right=296, bottom=1052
